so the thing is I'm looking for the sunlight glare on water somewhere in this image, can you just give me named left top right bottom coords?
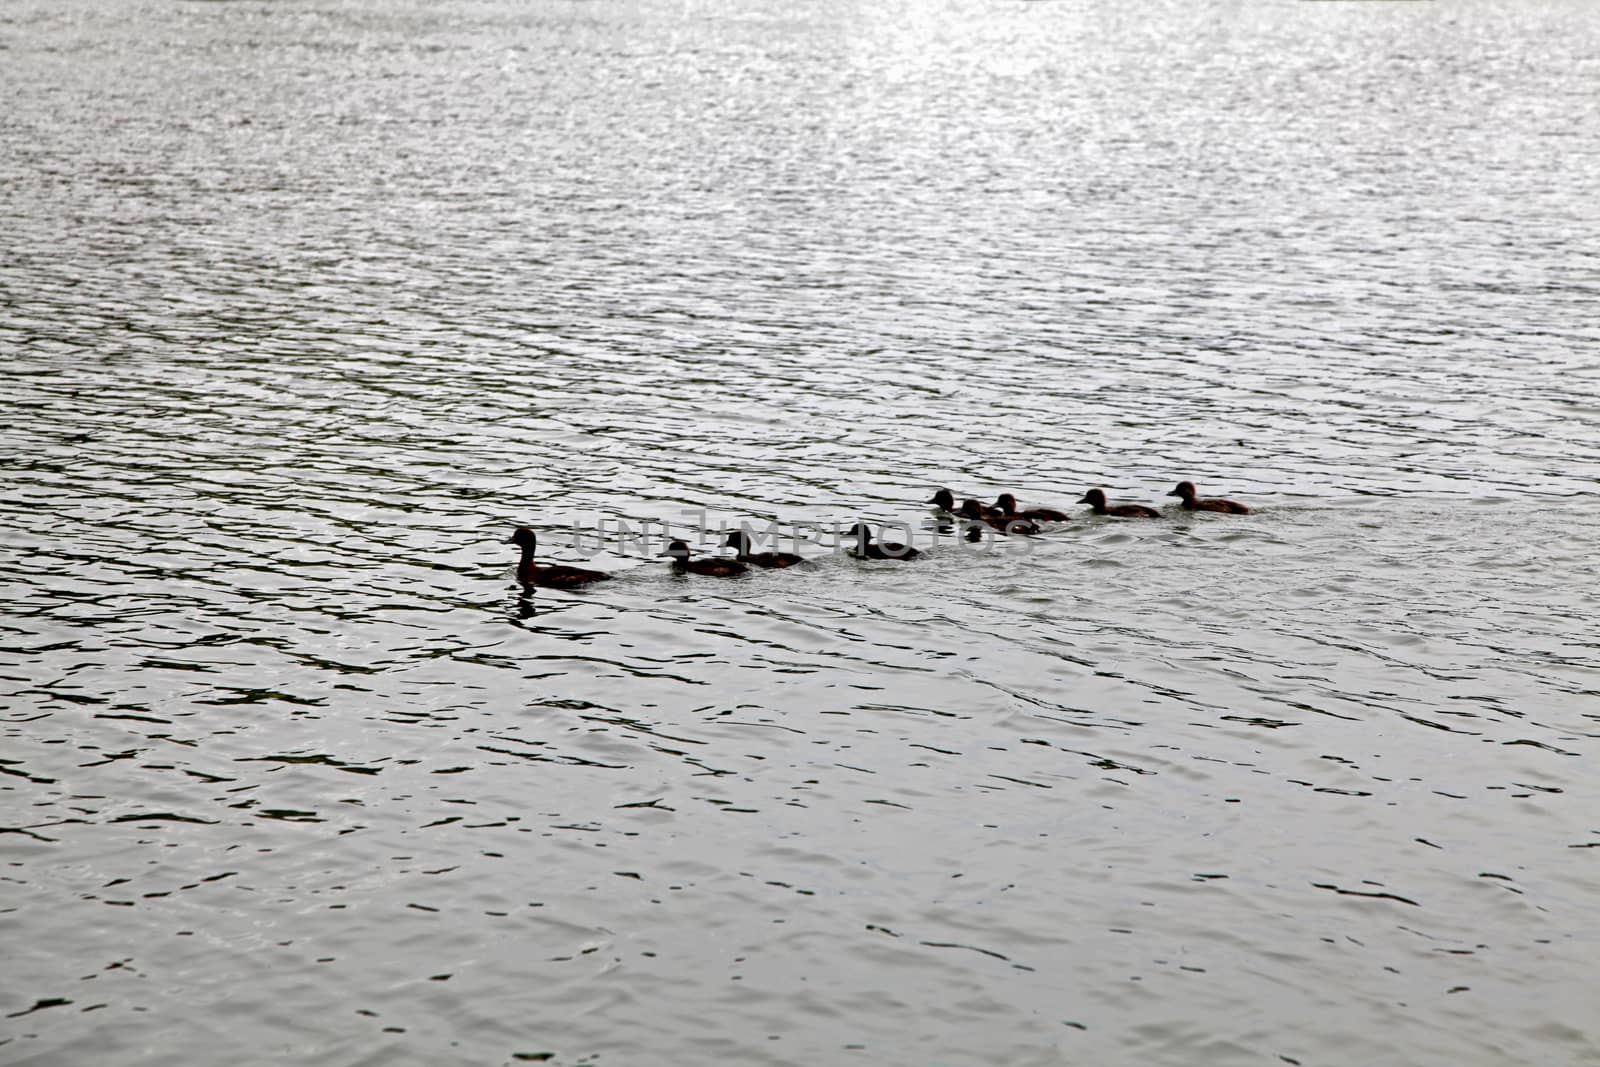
left=2, top=0, right=1599, bottom=1065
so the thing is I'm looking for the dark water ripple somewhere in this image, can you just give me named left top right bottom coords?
left=5, top=0, right=1600, bottom=1065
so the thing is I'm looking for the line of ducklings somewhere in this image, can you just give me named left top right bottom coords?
left=509, top=479, right=1249, bottom=588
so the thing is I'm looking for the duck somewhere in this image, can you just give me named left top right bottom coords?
left=663, top=539, right=748, bottom=577
left=928, top=488, right=959, bottom=513
left=1078, top=488, right=1161, bottom=519
left=725, top=530, right=804, bottom=568
left=992, top=492, right=1070, bottom=523
left=958, top=499, right=1040, bottom=535
left=847, top=523, right=922, bottom=560
left=509, top=527, right=612, bottom=588
left=1167, top=480, right=1250, bottom=514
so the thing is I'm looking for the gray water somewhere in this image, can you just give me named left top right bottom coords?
left=3, top=0, right=1599, bottom=1064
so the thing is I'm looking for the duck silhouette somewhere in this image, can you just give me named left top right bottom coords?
left=958, top=499, right=1039, bottom=535
left=726, top=530, right=804, bottom=568
left=993, top=492, right=1069, bottom=523
left=1078, top=488, right=1161, bottom=519
left=509, top=527, right=611, bottom=588
left=847, top=523, right=922, bottom=560
left=1167, top=481, right=1250, bottom=514
left=663, top=539, right=748, bottom=577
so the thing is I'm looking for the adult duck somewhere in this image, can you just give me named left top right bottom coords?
left=663, top=539, right=748, bottom=577
left=847, top=523, right=922, bottom=560
left=1167, top=481, right=1250, bottom=514
left=509, top=527, right=612, bottom=588
left=1078, top=488, right=1160, bottom=519
left=992, top=492, right=1069, bottom=523
left=725, top=530, right=804, bottom=568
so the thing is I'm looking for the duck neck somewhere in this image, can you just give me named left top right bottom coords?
left=516, top=543, right=540, bottom=582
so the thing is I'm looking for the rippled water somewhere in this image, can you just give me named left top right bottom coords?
left=4, top=0, right=1600, bottom=1064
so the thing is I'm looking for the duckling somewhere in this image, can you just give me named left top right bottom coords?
left=958, top=499, right=1040, bottom=535
left=725, top=530, right=804, bottom=568
left=1078, top=488, right=1161, bottom=519
left=847, top=523, right=922, bottom=560
left=992, top=492, right=1070, bottom=523
left=663, top=539, right=748, bottom=577
left=957, top=498, right=1003, bottom=521
left=1167, top=480, right=1250, bottom=514
left=509, top=527, right=612, bottom=588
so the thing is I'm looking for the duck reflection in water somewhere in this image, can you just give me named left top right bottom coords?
left=513, top=592, right=541, bottom=621
left=509, top=591, right=609, bottom=631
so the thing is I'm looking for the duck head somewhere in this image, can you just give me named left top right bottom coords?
left=928, top=488, right=956, bottom=511
left=994, top=492, right=1018, bottom=515
left=1167, top=481, right=1197, bottom=500
left=509, top=527, right=538, bottom=550
left=1078, top=489, right=1106, bottom=507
